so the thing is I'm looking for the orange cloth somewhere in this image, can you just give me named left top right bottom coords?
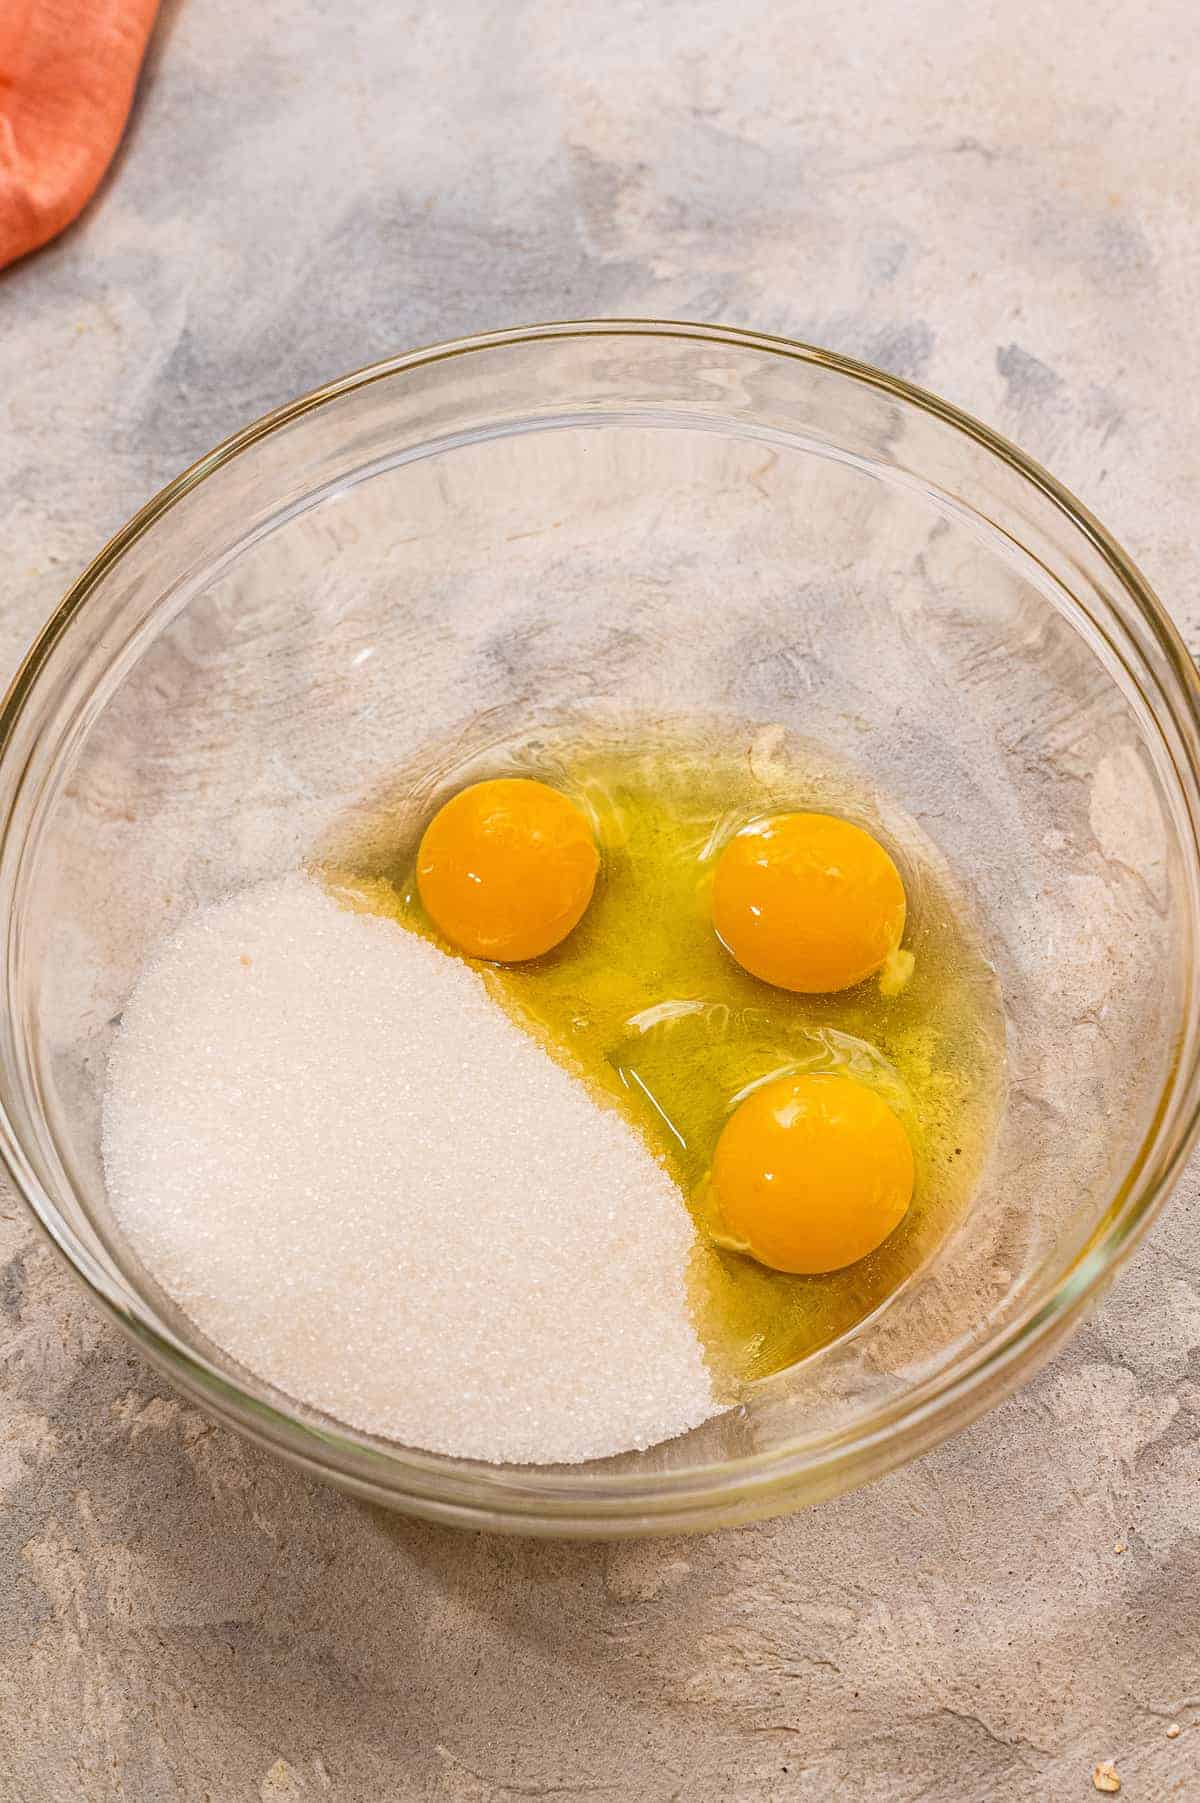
left=0, top=0, right=159, bottom=270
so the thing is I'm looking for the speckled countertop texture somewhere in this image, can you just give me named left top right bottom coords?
left=2, top=3, right=1199, bottom=1798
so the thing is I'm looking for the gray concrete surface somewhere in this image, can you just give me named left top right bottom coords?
left=2, top=2, right=1199, bottom=1797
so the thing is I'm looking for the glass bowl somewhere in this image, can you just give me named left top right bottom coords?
left=4, top=320, right=1200, bottom=1537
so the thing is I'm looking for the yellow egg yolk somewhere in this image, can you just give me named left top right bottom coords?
left=712, top=811, right=906, bottom=994
left=417, top=778, right=599, bottom=962
left=710, top=1072, right=914, bottom=1274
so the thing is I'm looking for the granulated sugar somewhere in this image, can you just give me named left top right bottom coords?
left=102, top=875, right=717, bottom=1464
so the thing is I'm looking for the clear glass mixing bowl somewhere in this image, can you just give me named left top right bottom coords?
left=4, top=321, right=1200, bottom=1536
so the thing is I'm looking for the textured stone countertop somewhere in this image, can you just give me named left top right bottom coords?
left=2, top=3, right=1198, bottom=1798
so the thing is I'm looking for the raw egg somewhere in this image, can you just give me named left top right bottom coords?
left=417, top=777, right=599, bottom=962
left=710, top=1072, right=914, bottom=1274
left=712, top=811, right=906, bottom=993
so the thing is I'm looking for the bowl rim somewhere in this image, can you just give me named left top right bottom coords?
left=5, top=316, right=1200, bottom=1531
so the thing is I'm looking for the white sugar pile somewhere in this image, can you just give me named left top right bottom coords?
left=101, top=874, right=717, bottom=1464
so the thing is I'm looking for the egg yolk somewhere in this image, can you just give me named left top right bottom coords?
left=417, top=778, right=599, bottom=962
left=710, top=1072, right=914, bottom=1274
left=712, top=811, right=906, bottom=994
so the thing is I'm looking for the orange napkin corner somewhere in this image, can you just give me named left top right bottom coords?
left=0, top=0, right=160, bottom=272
